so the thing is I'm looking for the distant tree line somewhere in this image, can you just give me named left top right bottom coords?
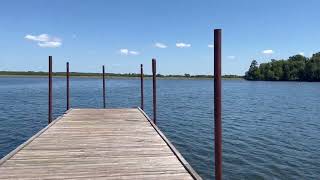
left=245, top=52, right=320, bottom=81
left=0, top=71, right=243, bottom=79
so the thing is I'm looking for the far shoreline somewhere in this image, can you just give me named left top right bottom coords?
left=0, top=74, right=244, bottom=80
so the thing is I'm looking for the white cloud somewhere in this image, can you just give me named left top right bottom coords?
left=298, top=52, right=304, bottom=56
left=176, top=42, right=191, bottom=48
left=154, top=42, right=167, bottom=49
left=227, top=56, right=236, bottom=59
left=24, top=34, right=62, bottom=48
left=25, top=34, right=49, bottom=42
left=262, top=49, right=274, bottom=54
left=120, top=49, right=129, bottom=55
left=208, top=44, right=214, bottom=48
left=38, top=41, right=62, bottom=48
left=119, top=49, right=140, bottom=56
left=129, top=51, right=140, bottom=55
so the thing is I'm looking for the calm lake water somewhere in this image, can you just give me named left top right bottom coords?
left=0, top=77, right=319, bottom=179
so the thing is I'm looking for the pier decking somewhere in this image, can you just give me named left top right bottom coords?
left=0, top=108, right=201, bottom=179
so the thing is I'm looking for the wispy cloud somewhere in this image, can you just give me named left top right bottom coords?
left=25, top=34, right=49, bottom=42
left=298, top=52, right=304, bottom=56
left=119, top=49, right=140, bottom=56
left=24, top=34, right=62, bottom=48
left=176, top=42, right=191, bottom=48
left=120, top=49, right=129, bottom=55
left=262, top=49, right=274, bottom=54
left=227, top=56, right=236, bottom=59
left=154, top=42, right=167, bottom=49
left=38, top=41, right=62, bottom=48
left=129, top=51, right=140, bottom=55
left=208, top=44, right=214, bottom=48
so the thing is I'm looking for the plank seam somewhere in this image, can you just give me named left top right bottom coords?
left=137, top=107, right=203, bottom=180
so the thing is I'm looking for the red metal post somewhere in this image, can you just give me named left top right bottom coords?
left=102, top=65, right=106, bottom=108
left=214, top=29, right=222, bottom=180
left=48, top=56, right=52, bottom=124
left=140, top=64, right=144, bottom=110
left=66, top=62, right=70, bottom=110
left=152, top=59, right=157, bottom=124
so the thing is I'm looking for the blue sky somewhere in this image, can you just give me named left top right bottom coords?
left=0, top=0, right=320, bottom=75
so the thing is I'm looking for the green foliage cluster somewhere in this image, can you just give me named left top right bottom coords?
left=245, top=52, right=320, bottom=81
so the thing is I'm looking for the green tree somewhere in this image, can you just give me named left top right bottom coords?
left=270, top=59, right=284, bottom=80
left=245, top=60, right=260, bottom=80
left=287, top=55, right=307, bottom=80
left=245, top=52, right=320, bottom=81
left=305, top=53, right=320, bottom=81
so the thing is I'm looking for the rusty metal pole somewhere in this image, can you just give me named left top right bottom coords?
left=102, top=65, right=106, bottom=108
left=48, top=56, right=52, bottom=124
left=152, top=59, right=157, bottom=124
left=140, top=64, right=144, bottom=110
left=66, top=62, right=70, bottom=111
left=214, top=29, right=222, bottom=180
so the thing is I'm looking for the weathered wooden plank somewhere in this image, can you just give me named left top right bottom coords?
left=0, top=108, right=201, bottom=179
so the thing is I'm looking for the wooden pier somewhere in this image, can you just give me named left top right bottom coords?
left=0, top=28, right=223, bottom=179
left=0, top=108, right=201, bottom=179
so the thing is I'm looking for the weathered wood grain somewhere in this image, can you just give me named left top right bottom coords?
left=0, top=108, right=201, bottom=179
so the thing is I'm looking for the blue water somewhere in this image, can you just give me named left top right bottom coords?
left=0, top=77, right=319, bottom=179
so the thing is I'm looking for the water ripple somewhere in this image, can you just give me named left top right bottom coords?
left=0, top=78, right=320, bottom=179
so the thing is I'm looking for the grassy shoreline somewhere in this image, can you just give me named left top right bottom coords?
left=0, top=71, right=244, bottom=80
left=0, top=74, right=244, bottom=80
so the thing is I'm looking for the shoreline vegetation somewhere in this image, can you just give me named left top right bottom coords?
left=0, top=71, right=243, bottom=80
left=245, top=52, right=320, bottom=81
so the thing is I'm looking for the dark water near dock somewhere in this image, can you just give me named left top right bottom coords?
left=0, top=77, right=319, bottom=179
